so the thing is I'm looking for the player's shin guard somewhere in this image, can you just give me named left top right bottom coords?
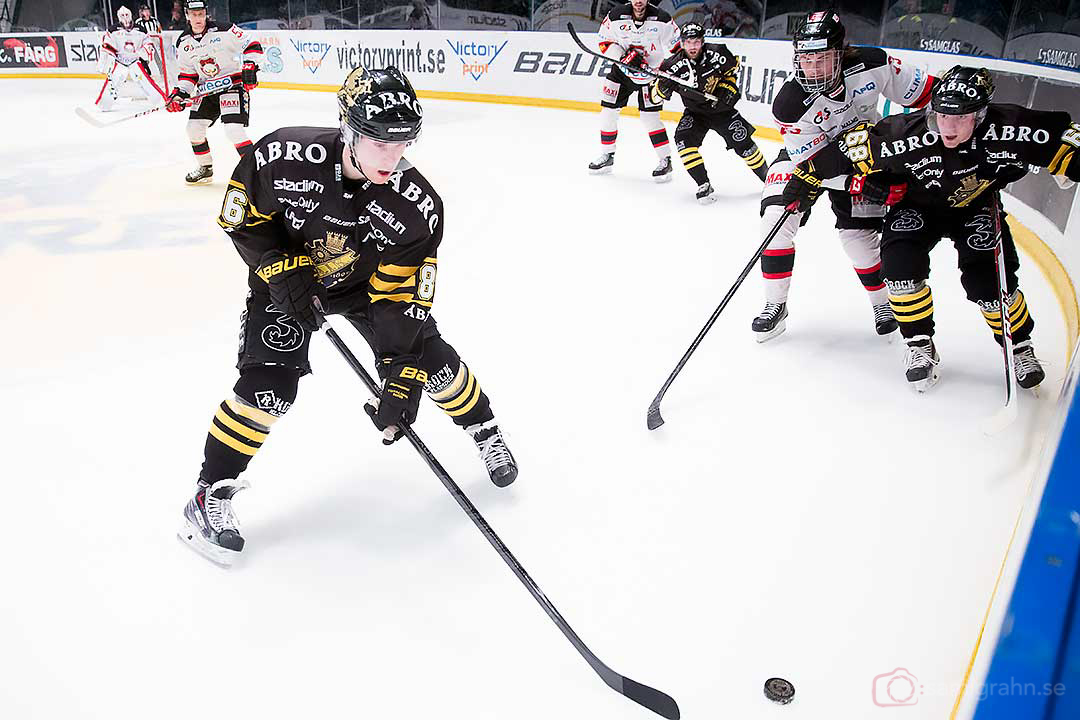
left=839, top=228, right=888, bottom=306
left=187, top=119, right=213, bottom=167
left=678, top=146, right=709, bottom=186
left=980, top=289, right=1034, bottom=345
left=759, top=206, right=799, bottom=303
left=640, top=111, right=670, bottom=160
left=740, top=144, right=768, bottom=182
left=887, top=280, right=934, bottom=340
left=599, top=106, right=619, bottom=154
left=224, top=123, right=253, bottom=157
left=199, top=366, right=298, bottom=484
left=426, top=361, right=493, bottom=429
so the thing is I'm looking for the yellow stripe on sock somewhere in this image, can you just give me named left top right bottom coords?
left=209, top=423, right=259, bottom=456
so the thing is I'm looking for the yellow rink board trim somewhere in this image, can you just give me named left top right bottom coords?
left=1007, top=215, right=1079, bottom=360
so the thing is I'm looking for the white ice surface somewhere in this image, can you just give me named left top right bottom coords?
left=0, top=79, right=1068, bottom=720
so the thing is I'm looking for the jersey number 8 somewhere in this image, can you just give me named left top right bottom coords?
left=417, top=263, right=436, bottom=302
left=843, top=128, right=871, bottom=163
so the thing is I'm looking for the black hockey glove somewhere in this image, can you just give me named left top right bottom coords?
left=620, top=46, right=646, bottom=70
left=364, top=357, right=427, bottom=445
left=989, top=163, right=1028, bottom=191
left=242, top=60, right=258, bottom=91
left=256, top=250, right=327, bottom=332
left=782, top=162, right=823, bottom=213
left=846, top=174, right=907, bottom=206
left=711, top=84, right=737, bottom=109
left=165, top=88, right=189, bottom=113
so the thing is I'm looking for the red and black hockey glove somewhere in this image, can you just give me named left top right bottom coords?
left=165, top=88, right=189, bottom=112
left=256, top=250, right=327, bottom=333
left=364, top=357, right=427, bottom=445
left=847, top=174, right=907, bottom=206
left=782, top=162, right=823, bottom=213
left=242, top=61, right=258, bottom=91
left=620, top=46, right=646, bottom=70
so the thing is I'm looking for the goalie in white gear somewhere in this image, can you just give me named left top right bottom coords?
left=589, top=0, right=680, bottom=182
left=94, top=5, right=167, bottom=111
left=166, top=0, right=263, bottom=185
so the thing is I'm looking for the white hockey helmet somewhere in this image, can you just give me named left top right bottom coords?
left=117, top=6, right=133, bottom=26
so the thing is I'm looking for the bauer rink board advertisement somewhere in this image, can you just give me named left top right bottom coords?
left=9, top=28, right=1076, bottom=288
left=3, top=27, right=1080, bottom=719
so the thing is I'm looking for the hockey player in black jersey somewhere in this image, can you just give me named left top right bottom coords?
left=179, top=66, right=519, bottom=566
left=785, top=66, right=1080, bottom=391
left=649, top=22, right=767, bottom=204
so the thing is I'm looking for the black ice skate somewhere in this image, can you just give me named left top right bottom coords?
left=1013, top=340, right=1045, bottom=389
left=469, top=421, right=518, bottom=487
left=696, top=182, right=717, bottom=205
left=873, top=302, right=899, bottom=336
left=178, top=478, right=250, bottom=566
left=904, top=335, right=940, bottom=393
left=752, top=302, right=788, bottom=343
left=588, top=152, right=614, bottom=175
left=652, top=156, right=673, bottom=183
left=185, top=165, right=213, bottom=185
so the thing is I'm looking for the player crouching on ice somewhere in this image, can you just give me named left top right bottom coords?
left=179, top=66, right=519, bottom=566
left=783, top=66, right=1080, bottom=392
left=94, top=5, right=167, bottom=111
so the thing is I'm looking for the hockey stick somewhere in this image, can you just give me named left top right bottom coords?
left=982, top=203, right=1020, bottom=436
left=319, top=317, right=681, bottom=719
left=647, top=209, right=794, bottom=430
left=74, top=81, right=239, bottom=129
left=567, top=22, right=720, bottom=104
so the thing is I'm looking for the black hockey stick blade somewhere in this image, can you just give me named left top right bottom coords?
left=646, top=401, right=665, bottom=431
left=618, top=675, right=681, bottom=719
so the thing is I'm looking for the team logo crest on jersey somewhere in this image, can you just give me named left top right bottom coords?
left=948, top=175, right=993, bottom=208
left=309, top=231, right=358, bottom=286
left=200, top=56, right=220, bottom=77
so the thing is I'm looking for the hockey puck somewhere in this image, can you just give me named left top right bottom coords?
left=764, top=677, right=795, bottom=705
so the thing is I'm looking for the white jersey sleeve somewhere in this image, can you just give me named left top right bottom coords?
left=879, top=53, right=934, bottom=109
left=597, top=3, right=679, bottom=83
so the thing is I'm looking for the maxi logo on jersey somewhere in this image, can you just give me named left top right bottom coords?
left=290, top=39, right=332, bottom=75
left=447, top=39, right=508, bottom=81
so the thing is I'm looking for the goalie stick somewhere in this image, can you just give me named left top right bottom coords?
left=648, top=209, right=794, bottom=431
left=75, top=80, right=240, bottom=129
left=317, top=310, right=681, bottom=719
left=566, top=23, right=720, bottom=104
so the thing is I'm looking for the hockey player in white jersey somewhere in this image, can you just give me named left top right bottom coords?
left=751, top=11, right=935, bottom=341
left=588, top=0, right=680, bottom=182
left=94, top=6, right=166, bottom=112
left=165, top=0, right=262, bottom=185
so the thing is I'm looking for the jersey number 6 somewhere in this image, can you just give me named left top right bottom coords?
left=220, top=186, right=248, bottom=227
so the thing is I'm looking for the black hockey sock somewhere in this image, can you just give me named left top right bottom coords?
left=855, top=261, right=885, bottom=294
left=678, top=146, right=709, bottom=185
left=741, top=144, right=767, bottom=181
left=199, top=367, right=298, bottom=483
left=889, top=282, right=935, bottom=340
left=981, top=290, right=1034, bottom=346
left=427, top=362, right=493, bottom=429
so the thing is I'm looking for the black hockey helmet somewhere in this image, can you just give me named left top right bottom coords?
left=185, top=0, right=207, bottom=9
left=338, top=65, right=423, bottom=143
left=792, top=11, right=845, bottom=93
left=680, top=22, right=705, bottom=42
left=931, top=66, right=994, bottom=115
